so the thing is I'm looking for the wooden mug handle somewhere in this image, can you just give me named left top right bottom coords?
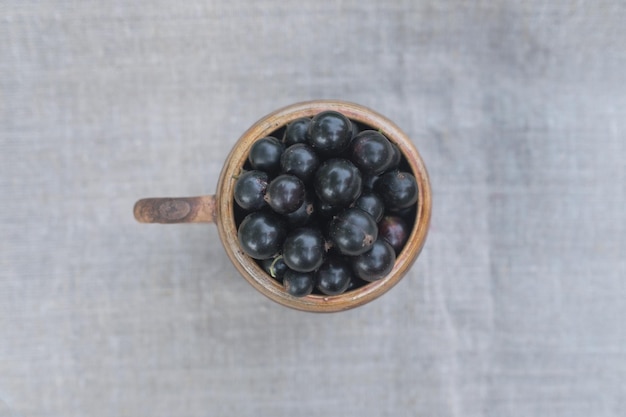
left=133, top=195, right=217, bottom=224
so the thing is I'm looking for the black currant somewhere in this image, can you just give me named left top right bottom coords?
left=375, top=170, right=419, bottom=210
left=316, top=256, right=352, bottom=296
left=351, top=239, right=396, bottom=282
left=354, top=192, right=385, bottom=223
left=248, top=137, right=284, bottom=173
left=349, top=130, right=394, bottom=174
left=283, top=269, right=316, bottom=297
left=346, top=276, right=370, bottom=292
left=261, top=255, right=288, bottom=282
left=237, top=211, right=287, bottom=259
left=284, top=190, right=315, bottom=227
left=378, top=215, right=410, bottom=254
left=314, top=158, right=362, bottom=207
left=387, top=204, right=417, bottom=221
left=264, top=174, right=305, bottom=214
left=233, top=170, right=268, bottom=211
left=282, top=227, right=326, bottom=272
left=350, top=119, right=360, bottom=138
left=280, top=143, right=319, bottom=183
left=328, top=207, right=378, bottom=256
left=362, top=172, right=380, bottom=191
left=387, top=142, right=402, bottom=170
left=283, top=117, right=311, bottom=146
left=308, top=111, right=352, bottom=154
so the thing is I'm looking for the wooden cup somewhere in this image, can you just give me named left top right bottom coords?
left=134, top=100, right=431, bottom=312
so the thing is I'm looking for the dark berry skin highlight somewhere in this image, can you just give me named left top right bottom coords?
left=328, top=207, right=378, bottom=256
left=316, top=256, right=352, bottom=296
left=262, top=256, right=288, bottom=282
left=349, top=130, right=395, bottom=174
left=248, top=136, right=284, bottom=173
left=308, top=111, right=353, bottom=155
left=283, top=117, right=311, bottom=146
left=354, top=192, right=385, bottom=223
left=282, top=227, right=326, bottom=272
left=375, top=170, right=419, bottom=210
left=314, top=158, right=362, bottom=207
left=280, top=143, right=320, bottom=183
left=264, top=174, right=306, bottom=214
left=378, top=215, right=410, bottom=254
left=351, top=239, right=396, bottom=282
left=283, top=269, right=316, bottom=297
left=283, top=190, right=315, bottom=227
left=237, top=211, right=287, bottom=260
left=233, top=170, right=268, bottom=211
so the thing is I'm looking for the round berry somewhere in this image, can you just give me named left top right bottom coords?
left=316, top=256, right=352, bottom=296
left=351, top=239, right=396, bottom=282
left=233, top=170, right=268, bottom=211
left=280, top=144, right=319, bottom=183
left=349, top=130, right=394, bottom=174
left=375, top=170, right=419, bottom=210
left=378, top=215, right=410, bottom=254
left=283, top=269, right=315, bottom=297
left=350, top=120, right=360, bottom=138
left=248, top=137, right=284, bottom=173
left=264, top=174, right=305, bottom=214
left=387, top=205, right=416, bottom=220
left=354, top=192, right=385, bottom=223
left=362, top=173, right=380, bottom=191
left=314, top=158, right=362, bottom=207
left=308, top=111, right=352, bottom=154
left=387, top=142, right=402, bottom=170
left=282, top=227, right=326, bottom=272
left=328, top=208, right=378, bottom=256
left=284, top=190, right=315, bottom=227
left=283, top=117, right=311, bottom=146
left=237, top=211, right=287, bottom=260
left=261, top=255, right=288, bottom=282
left=346, top=276, right=370, bottom=292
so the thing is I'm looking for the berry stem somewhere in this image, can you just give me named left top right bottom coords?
left=269, top=255, right=284, bottom=278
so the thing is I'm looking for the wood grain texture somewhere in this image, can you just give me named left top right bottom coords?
left=134, top=196, right=216, bottom=224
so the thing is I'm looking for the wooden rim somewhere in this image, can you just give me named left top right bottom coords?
left=216, top=100, right=432, bottom=312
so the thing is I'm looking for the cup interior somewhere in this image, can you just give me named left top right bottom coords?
left=215, top=100, right=431, bottom=312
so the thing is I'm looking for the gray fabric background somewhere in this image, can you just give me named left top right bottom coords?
left=1, top=1, right=625, bottom=416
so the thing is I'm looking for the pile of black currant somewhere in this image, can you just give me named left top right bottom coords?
left=234, top=110, right=417, bottom=297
